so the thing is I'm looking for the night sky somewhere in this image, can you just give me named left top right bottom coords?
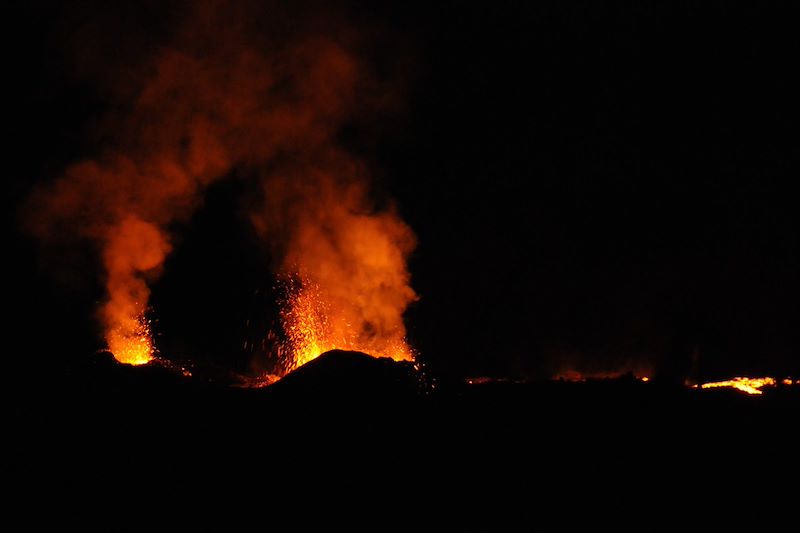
left=7, top=1, right=799, bottom=386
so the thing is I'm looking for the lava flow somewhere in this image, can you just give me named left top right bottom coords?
left=694, top=377, right=778, bottom=395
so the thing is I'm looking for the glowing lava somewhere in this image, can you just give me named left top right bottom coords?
left=100, top=216, right=169, bottom=366
left=278, top=278, right=413, bottom=373
left=695, top=377, right=776, bottom=395
left=105, top=314, right=154, bottom=366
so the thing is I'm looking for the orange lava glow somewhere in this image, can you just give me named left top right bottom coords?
left=105, top=313, right=154, bottom=366
left=555, top=369, right=651, bottom=382
left=26, top=3, right=416, bottom=378
left=279, top=278, right=413, bottom=373
left=695, top=377, right=776, bottom=395
left=101, top=217, right=169, bottom=366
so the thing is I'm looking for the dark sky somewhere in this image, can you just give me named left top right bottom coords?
left=7, top=1, right=798, bottom=384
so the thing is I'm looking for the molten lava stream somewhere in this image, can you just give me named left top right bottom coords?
left=694, top=377, right=776, bottom=395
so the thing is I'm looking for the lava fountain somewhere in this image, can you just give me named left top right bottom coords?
left=278, top=276, right=414, bottom=373
left=254, top=164, right=419, bottom=375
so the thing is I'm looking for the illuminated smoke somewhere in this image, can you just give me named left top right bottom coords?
left=25, top=1, right=415, bottom=370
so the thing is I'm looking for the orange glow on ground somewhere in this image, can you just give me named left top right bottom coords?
left=695, top=377, right=776, bottom=395
left=554, top=369, right=652, bottom=382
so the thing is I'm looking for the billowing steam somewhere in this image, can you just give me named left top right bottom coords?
left=25, top=1, right=416, bottom=372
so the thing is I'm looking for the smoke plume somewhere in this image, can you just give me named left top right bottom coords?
left=25, top=1, right=416, bottom=371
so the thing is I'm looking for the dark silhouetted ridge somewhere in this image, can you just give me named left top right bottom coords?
left=269, top=349, right=419, bottom=400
